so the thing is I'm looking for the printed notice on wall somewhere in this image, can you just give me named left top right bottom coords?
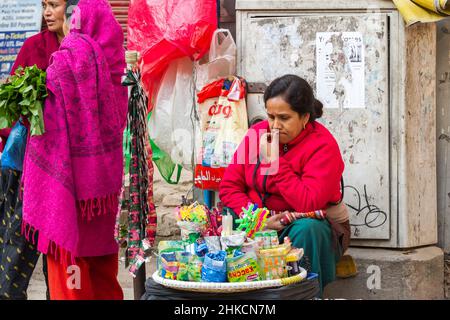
left=0, top=0, right=42, bottom=82
left=316, top=32, right=365, bottom=109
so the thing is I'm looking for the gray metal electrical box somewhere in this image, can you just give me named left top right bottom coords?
left=237, top=0, right=437, bottom=248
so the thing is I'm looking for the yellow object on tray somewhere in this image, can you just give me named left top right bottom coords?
left=258, top=246, right=289, bottom=280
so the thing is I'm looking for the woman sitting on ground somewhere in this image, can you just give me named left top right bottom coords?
left=219, top=74, right=350, bottom=295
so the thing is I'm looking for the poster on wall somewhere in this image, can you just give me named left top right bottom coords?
left=0, top=0, right=42, bottom=82
left=316, top=32, right=365, bottom=109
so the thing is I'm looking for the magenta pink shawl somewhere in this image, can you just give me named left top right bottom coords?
left=22, top=0, right=127, bottom=262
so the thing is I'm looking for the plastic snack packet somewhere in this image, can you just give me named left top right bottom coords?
left=258, top=246, right=289, bottom=280
left=176, top=252, right=192, bottom=281
left=201, top=250, right=227, bottom=282
left=241, top=238, right=259, bottom=255
left=158, top=240, right=185, bottom=253
left=188, top=256, right=204, bottom=282
left=227, top=250, right=261, bottom=282
left=220, top=231, right=246, bottom=254
left=194, top=237, right=209, bottom=257
left=177, top=220, right=204, bottom=241
left=204, top=236, right=222, bottom=253
left=159, top=252, right=179, bottom=280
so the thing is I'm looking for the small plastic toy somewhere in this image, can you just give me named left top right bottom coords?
left=204, top=207, right=222, bottom=236
left=235, top=203, right=271, bottom=238
left=176, top=201, right=208, bottom=223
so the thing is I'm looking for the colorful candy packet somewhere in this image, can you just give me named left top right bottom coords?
left=159, top=252, right=179, bottom=280
left=176, top=252, right=203, bottom=282
left=258, top=246, right=289, bottom=280
left=227, top=250, right=261, bottom=282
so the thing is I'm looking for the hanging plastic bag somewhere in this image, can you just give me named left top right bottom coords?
left=146, top=112, right=182, bottom=184
left=150, top=137, right=183, bottom=184
left=194, top=29, right=237, bottom=91
left=0, top=120, right=27, bottom=171
left=148, top=57, right=195, bottom=171
left=194, top=77, right=248, bottom=190
left=127, top=0, right=217, bottom=111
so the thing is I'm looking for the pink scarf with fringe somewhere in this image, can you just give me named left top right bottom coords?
left=22, top=0, right=127, bottom=263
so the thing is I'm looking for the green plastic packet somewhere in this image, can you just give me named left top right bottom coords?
left=158, top=240, right=185, bottom=253
left=176, top=252, right=192, bottom=281
left=227, top=251, right=261, bottom=282
left=176, top=252, right=203, bottom=282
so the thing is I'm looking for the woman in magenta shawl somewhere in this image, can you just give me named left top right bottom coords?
left=0, top=1, right=65, bottom=151
left=22, top=0, right=128, bottom=300
left=0, top=0, right=65, bottom=300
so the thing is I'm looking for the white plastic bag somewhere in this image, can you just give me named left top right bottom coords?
left=194, top=77, right=248, bottom=190
left=148, top=57, right=195, bottom=171
left=194, top=29, right=237, bottom=91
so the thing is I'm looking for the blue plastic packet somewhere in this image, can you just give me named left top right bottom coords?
left=194, top=237, right=208, bottom=257
left=201, top=250, right=227, bottom=282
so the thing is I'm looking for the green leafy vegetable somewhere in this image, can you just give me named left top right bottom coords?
left=0, top=65, right=47, bottom=136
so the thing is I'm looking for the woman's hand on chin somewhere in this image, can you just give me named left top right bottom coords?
left=259, top=130, right=280, bottom=163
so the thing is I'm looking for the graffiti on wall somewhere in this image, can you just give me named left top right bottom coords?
left=344, top=184, right=388, bottom=237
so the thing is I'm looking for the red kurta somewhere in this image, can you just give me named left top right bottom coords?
left=219, top=120, right=344, bottom=215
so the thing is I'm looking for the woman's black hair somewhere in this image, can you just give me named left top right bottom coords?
left=65, top=0, right=80, bottom=20
left=263, top=74, right=323, bottom=122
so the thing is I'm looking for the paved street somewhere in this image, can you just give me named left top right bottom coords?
left=27, top=254, right=157, bottom=300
